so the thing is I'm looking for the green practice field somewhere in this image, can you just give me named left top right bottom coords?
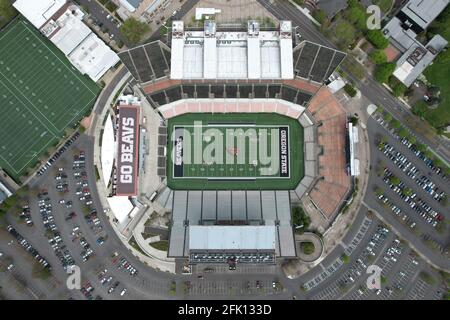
left=0, top=19, right=100, bottom=181
left=167, top=113, right=304, bottom=190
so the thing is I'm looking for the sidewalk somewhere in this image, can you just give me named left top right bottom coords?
left=88, top=67, right=176, bottom=273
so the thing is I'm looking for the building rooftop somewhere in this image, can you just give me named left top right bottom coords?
left=119, top=0, right=143, bottom=11
left=14, top=1, right=120, bottom=82
left=68, top=32, right=120, bottom=82
left=13, top=0, right=66, bottom=29
left=47, top=7, right=90, bottom=55
left=400, top=0, right=449, bottom=31
left=393, top=35, right=448, bottom=86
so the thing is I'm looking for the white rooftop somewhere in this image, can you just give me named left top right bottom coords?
left=189, top=226, right=276, bottom=251
left=107, top=196, right=134, bottom=224
left=401, top=0, right=449, bottom=29
left=101, top=114, right=115, bottom=188
left=13, top=1, right=119, bottom=82
left=170, top=20, right=294, bottom=80
left=68, top=32, right=120, bottom=82
left=48, top=8, right=90, bottom=55
left=13, top=0, right=67, bottom=29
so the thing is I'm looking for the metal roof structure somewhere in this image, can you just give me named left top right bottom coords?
left=169, top=20, right=294, bottom=80
left=400, top=0, right=449, bottom=31
left=189, top=226, right=276, bottom=251
left=168, top=190, right=297, bottom=259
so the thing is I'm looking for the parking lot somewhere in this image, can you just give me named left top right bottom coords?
left=367, top=115, right=449, bottom=255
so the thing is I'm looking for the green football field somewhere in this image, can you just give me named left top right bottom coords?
left=0, top=19, right=100, bottom=181
left=167, top=113, right=304, bottom=190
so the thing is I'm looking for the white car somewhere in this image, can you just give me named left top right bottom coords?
left=120, top=288, right=127, bottom=296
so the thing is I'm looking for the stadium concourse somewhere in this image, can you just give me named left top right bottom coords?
left=115, top=19, right=351, bottom=267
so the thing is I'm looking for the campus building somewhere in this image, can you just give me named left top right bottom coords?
left=383, top=0, right=449, bottom=86
left=13, top=0, right=120, bottom=82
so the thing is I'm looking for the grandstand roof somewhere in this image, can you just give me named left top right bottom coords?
left=169, top=20, right=294, bottom=80
left=13, top=0, right=67, bottom=29
left=168, top=190, right=297, bottom=258
left=189, top=226, right=276, bottom=251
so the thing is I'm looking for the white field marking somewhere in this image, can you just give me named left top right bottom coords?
left=12, top=134, right=53, bottom=172
left=22, top=22, right=98, bottom=96
left=172, top=124, right=290, bottom=179
left=0, top=77, right=56, bottom=136
left=0, top=79, right=57, bottom=173
left=0, top=68, right=59, bottom=133
left=1, top=23, right=98, bottom=132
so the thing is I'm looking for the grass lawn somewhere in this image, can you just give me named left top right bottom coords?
left=300, top=241, right=315, bottom=255
left=150, top=240, right=169, bottom=251
left=420, top=52, right=450, bottom=130
left=373, top=0, right=393, bottom=14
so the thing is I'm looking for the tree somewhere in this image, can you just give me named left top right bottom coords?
left=384, top=112, right=393, bottom=122
left=347, top=6, right=367, bottom=31
left=407, top=135, right=416, bottom=144
left=374, top=63, right=396, bottom=83
left=369, top=50, right=387, bottom=64
left=416, top=143, right=427, bottom=152
left=403, top=188, right=413, bottom=197
left=427, top=85, right=441, bottom=97
left=312, top=9, right=327, bottom=24
left=341, top=254, right=350, bottom=263
left=120, top=18, right=150, bottom=44
left=344, top=84, right=357, bottom=97
left=335, top=21, right=356, bottom=48
left=0, top=0, right=16, bottom=26
left=292, top=206, right=311, bottom=234
left=390, top=176, right=400, bottom=186
left=391, top=81, right=407, bottom=97
left=398, top=128, right=409, bottom=138
left=366, top=30, right=389, bottom=49
left=390, top=119, right=401, bottom=129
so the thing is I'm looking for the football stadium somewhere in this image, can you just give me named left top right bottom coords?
left=0, top=19, right=100, bottom=181
left=167, top=112, right=303, bottom=189
left=116, top=19, right=352, bottom=266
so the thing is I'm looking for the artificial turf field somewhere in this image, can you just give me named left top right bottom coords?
left=167, top=113, right=304, bottom=190
left=0, top=19, right=100, bottom=181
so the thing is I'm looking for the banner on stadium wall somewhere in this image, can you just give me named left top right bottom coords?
left=117, top=105, right=139, bottom=196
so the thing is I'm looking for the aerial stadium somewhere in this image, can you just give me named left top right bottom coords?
left=108, top=18, right=353, bottom=269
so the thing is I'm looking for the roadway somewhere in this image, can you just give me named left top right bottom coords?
left=256, top=0, right=450, bottom=163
